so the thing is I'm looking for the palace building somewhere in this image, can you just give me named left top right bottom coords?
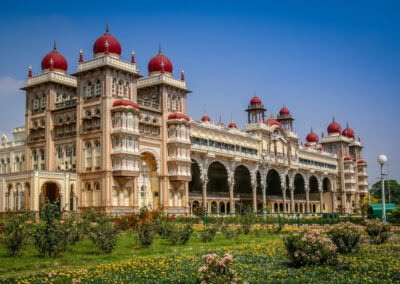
left=0, top=26, right=368, bottom=215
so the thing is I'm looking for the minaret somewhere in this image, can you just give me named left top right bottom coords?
left=246, top=95, right=266, bottom=123
left=277, top=105, right=294, bottom=132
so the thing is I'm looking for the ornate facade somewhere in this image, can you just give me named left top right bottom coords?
left=0, top=26, right=368, bottom=215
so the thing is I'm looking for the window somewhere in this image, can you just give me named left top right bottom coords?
left=57, top=147, right=63, bottom=159
left=85, top=82, right=93, bottom=99
left=94, top=80, right=102, bottom=97
left=117, top=80, right=124, bottom=97
left=112, top=78, right=116, bottom=96
left=40, top=149, right=45, bottom=161
left=33, top=96, right=40, bottom=110
left=32, top=150, right=37, bottom=162
left=113, top=113, right=121, bottom=127
left=66, top=147, right=72, bottom=157
left=40, top=95, right=46, bottom=110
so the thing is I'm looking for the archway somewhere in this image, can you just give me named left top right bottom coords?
left=234, top=165, right=252, bottom=210
left=207, top=161, right=229, bottom=197
left=24, top=183, right=31, bottom=210
left=139, top=152, right=159, bottom=209
left=267, top=169, right=281, bottom=197
left=211, top=201, right=218, bottom=214
left=309, top=176, right=319, bottom=213
left=219, top=202, right=225, bottom=214
left=41, top=182, right=61, bottom=209
left=256, top=171, right=263, bottom=210
left=323, top=177, right=333, bottom=212
left=189, top=160, right=202, bottom=197
left=294, top=174, right=305, bottom=212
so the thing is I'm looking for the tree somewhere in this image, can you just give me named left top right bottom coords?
left=370, top=179, right=400, bottom=205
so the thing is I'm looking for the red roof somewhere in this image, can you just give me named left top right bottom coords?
left=327, top=119, right=342, bottom=134
left=168, top=112, right=190, bottom=121
left=342, top=124, right=355, bottom=138
left=306, top=130, right=319, bottom=143
left=318, top=146, right=324, bottom=151
left=93, top=25, right=122, bottom=56
left=279, top=106, right=290, bottom=115
left=228, top=122, right=237, bottom=129
left=201, top=114, right=211, bottom=122
left=357, top=159, right=366, bottom=164
left=250, top=96, right=262, bottom=106
left=41, top=44, right=68, bottom=72
left=112, top=100, right=139, bottom=109
left=148, top=48, right=173, bottom=74
left=265, top=115, right=281, bottom=127
left=344, top=156, right=353, bottom=161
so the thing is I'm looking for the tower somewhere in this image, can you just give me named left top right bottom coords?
left=246, top=95, right=266, bottom=123
left=277, top=106, right=294, bottom=132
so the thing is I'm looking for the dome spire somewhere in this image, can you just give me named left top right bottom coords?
left=105, top=23, right=110, bottom=34
left=131, top=50, right=135, bottom=64
left=53, top=40, right=57, bottom=51
left=158, top=44, right=162, bottom=54
left=79, top=49, right=84, bottom=63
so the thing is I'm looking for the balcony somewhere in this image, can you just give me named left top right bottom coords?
left=137, top=98, right=160, bottom=110
left=167, top=156, right=192, bottom=163
left=112, top=127, right=139, bottom=135
left=345, top=178, right=356, bottom=184
left=55, top=100, right=77, bottom=109
left=111, top=147, right=140, bottom=156
left=167, top=137, right=191, bottom=144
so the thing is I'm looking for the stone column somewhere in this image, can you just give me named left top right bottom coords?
left=282, top=189, right=287, bottom=213
left=290, top=187, right=295, bottom=213
left=332, top=191, right=337, bottom=213
left=319, top=190, right=324, bottom=213
left=229, top=181, right=235, bottom=214
left=252, top=183, right=257, bottom=213
left=202, top=177, right=207, bottom=207
left=305, top=190, right=310, bottom=213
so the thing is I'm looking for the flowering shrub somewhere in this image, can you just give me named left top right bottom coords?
left=200, top=225, right=218, bottom=242
left=221, top=224, right=241, bottom=240
left=365, top=219, right=392, bottom=244
left=198, top=253, right=246, bottom=284
left=0, top=214, right=29, bottom=256
left=327, top=222, right=363, bottom=254
left=283, top=228, right=340, bottom=267
left=88, top=219, right=119, bottom=254
left=136, top=219, right=156, bottom=247
left=164, top=223, right=194, bottom=245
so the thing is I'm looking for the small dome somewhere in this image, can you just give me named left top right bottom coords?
left=265, top=114, right=281, bottom=127
left=168, top=112, right=190, bottom=122
left=327, top=118, right=342, bottom=134
left=148, top=47, right=173, bottom=75
left=318, top=146, right=324, bottom=151
left=112, top=100, right=139, bottom=109
left=41, top=42, right=68, bottom=72
left=342, top=123, right=355, bottom=138
left=357, top=159, right=366, bottom=164
left=228, top=122, right=237, bottom=129
left=93, top=25, right=122, bottom=57
left=279, top=106, right=290, bottom=116
left=344, top=156, right=353, bottom=161
left=305, top=142, right=311, bottom=147
left=250, top=95, right=262, bottom=106
left=306, top=129, right=319, bottom=143
left=201, top=114, right=211, bottom=122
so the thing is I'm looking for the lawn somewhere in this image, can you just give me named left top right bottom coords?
left=0, top=227, right=400, bottom=283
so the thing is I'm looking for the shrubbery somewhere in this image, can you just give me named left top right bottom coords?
left=221, top=224, right=241, bottom=240
left=88, top=219, right=119, bottom=254
left=327, top=222, right=363, bottom=254
left=365, top=219, right=392, bottom=244
left=136, top=219, right=156, bottom=247
left=198, top=253, right=245, bottom=284
left=0, top=213, right=30, bottom=256
left=164, top=223, right=194, bottom=245
left=200, top=225, right=218, bottom=243
left=283, top=228, right=340, bottom=267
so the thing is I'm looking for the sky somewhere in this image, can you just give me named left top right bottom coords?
left=0, top=0, right=398, bottom=185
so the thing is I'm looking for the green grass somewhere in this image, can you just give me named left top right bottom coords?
left=0, top=229, right=279, bottom=279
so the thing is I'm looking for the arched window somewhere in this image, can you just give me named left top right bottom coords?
left=112, top=78, right=117, bottom=96
left=117, top=80, right=124, bottom=97
left=127, top=112, right=134, bottom=129
left=57, top=147, right=63, bottom=159
left=66, top=147, right=72, bottom=157
left=40, top=95, right=47, bottom=110
left=33, top=96, right=40, bottom=110
left=94, top=80, right=102, bottom=97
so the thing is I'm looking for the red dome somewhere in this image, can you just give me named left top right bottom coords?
left=113, top=100, right=139, bottom=109
left=305, top=142, right=311, bottom=147
left=41, top=42, right=68, bottom=72
left=306, top=129, right=319, bottom=143
left=250, top=96, right=262, bottom=106
left=318, top=146, right=324, bottom=151
left=357, top=159, right=366, bottom=164
left=201, top=114, right=211, bottom=122
left=93, top=25, right=122, bottom=56
left=228, top=122, right=237, bottom=129
left=344, top=156, right=353, bottom=161
left=168, top=112, right=190, bottom=122
left=279, top=106, right=290, bottom=115
left=148, top=47, right=173, bottom=74
left=342, top=124, right=355, bottom=138
left=265, top=115, right=281, bottom=127
left=327, top=118, right=342, bottom=134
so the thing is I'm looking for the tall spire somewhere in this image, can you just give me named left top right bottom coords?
left=105, top=23, right=110, bottom=34
left=53, top=40, right=57, bottom=51
left=158, top=44, right=162, bottom=54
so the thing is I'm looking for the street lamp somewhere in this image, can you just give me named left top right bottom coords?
left=377, top=154, right=387, bottom=222
left=261, top=150, right=268, bottom=219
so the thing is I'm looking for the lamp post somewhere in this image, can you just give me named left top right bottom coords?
left=377, top=154, right=387, bottom=222
left=261, top=150, right=268, bottom=219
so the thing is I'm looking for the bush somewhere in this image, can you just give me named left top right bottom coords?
left=240, top=205, right=255, bottom=235
left=0, top=213, right=30, bottom=256
left=221, top=224, right=241, bottom=240
left=388, top=207, right=400, bottom=225
left=30, top=202, right=72, bottom=257
left=136, top=219, right=156, bottom=247
left=200, top=225, right=218, bottom=243
left=88, top=219, right=119, bottom=254
left=164, top=223, right=194, bottom=245
left=365, top=219, right=392, bottom=244
left=283, top=228, right=340, bottom=267
left=327, top=222, right=363, bottom=254
left=198, top=253, right=245, bottom=284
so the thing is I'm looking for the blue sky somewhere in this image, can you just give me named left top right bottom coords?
left=0, top=0, right=399, bottom=184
